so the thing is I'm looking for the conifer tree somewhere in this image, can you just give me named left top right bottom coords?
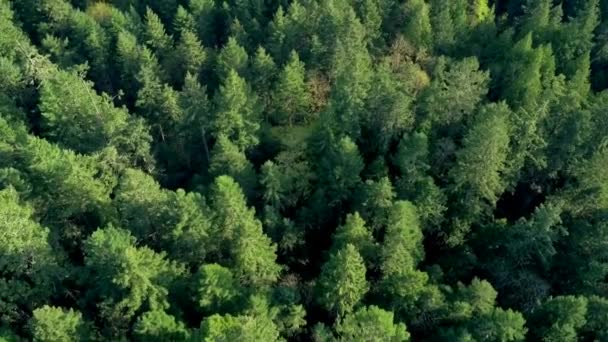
left=401, top=0, right=433, bottom=50
left=316, top=244, right=369, bottom=316
left=216, top=37, right=249, bottom=80
left=271, top=51, right=312, bottom=126
left=0, top=188, right=62, bottom=325
left=29, top=306, right=92, bottom=342
left=169, top=29, right=206, bottom=85
left=212, top=70, right=260, bottom=151
left=208, top=176, right=281, bottom=287
left=143, top=7, right=172, bottom=59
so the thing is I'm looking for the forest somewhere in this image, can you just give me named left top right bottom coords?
left=1, top=0, right=608, bottom=340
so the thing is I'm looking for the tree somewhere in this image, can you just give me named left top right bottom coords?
left=132, top=310, right=190, bottom=341
left=38, top=69, right=136, bottom=155
left=400, top=0, right=433, bottom=50
left=114, top=168, right=211, bottom=265
left=196, top=264, right=242, bottom=314
left=0, top=188, right=62, bottom=325
left=169, top=29, right=206, bottom=85
left=83, top=225, right=185, bottom=336
left=208, top=135, right=257, bottom=197
left=316, top=136, right=364, bottom=206
left=179, top=73, right=212, bottom=164
left=419, top=57, right=490, bottom=128
left=393, top=132, right=447, bottom=228
left=330, top=212, right=377, bottom=265
left=316, top=244, right=369, bottom=316
left=271, top=51, right=312, bottom=125
left=173, top=5, right=195, bottom=35
left=449, top=103, right=511, bottom=226
left=216, top=37, right=249, bottom=80
left=29, top=306, right=91, bottom=342
left=18, top=136, right=112, bottom=228
left=197, top=312, right=280, bottom=341
left=328, top=10, right=373, bottom=138
left=381, top=201, right=425, bottom=270
left=143, top=7, right=172, bottom=59
left=208, top=176, right=281, bottom=287
left=473, top=203, right=563, bottom=310
left=336, top=306, right=410, bottom=341
left=353, top=177, right=396, bottom=232
left=363, top=61, right=415, bottom=155
left=250, top=46, right=278, bottom=108
left=190, top=0, right=218, bottom=46
left=379, top=201, right=443, bottom=321
left=529, top=296, right=588, bottom=341
left=212, top=70, right=261, bottom=151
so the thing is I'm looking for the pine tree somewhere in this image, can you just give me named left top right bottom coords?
left=209, top=134, right=257, bottom=197
left=83, top=225, right=185, bottom=336
left=250, top=46, right=278, bottom=109
left=173, top=5, right=195, bottom=36
left=133, top=310, right=190, bottom=341
left=143, top=7, right=172, bottom=58
left=29, top=306, right=92, bottom=342
left=330, top=212, right=377, bottom=264
left=449, top=103, right=511, bottom=223
left=271, top=51, right=312, bottom=126
left=316, top=244, right=369, bottom=316
left=0, top=188, right=62, bottom=325
left=169, top=29, right=206, bottom=85
left=208, top=176, right=281, bottom=287
left=419, top=57, right=490, bottom=128
left=212, top=70, right=260, bottom=151
left=196, top=264, right=242, bottom=314
left=401, top=0, right=433, bottom=50
left=336, top=306, right=410, bottom=341
left=216, top=37, right=249, bottom=80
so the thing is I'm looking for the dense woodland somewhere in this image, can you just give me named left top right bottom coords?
left=2, top=0, right=608, bottom=340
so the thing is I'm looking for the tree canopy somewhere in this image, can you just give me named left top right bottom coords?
left=1, top=0, right=608, bottom=340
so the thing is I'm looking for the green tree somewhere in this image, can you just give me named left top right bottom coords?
left=316, top=136, right=364, bottom=206
left=363, top=61, right=415, bottom=155
left=449, top=103, right=511, bottom=229
left=393, top=132, right=447, bottom=228
left=330, top=212, right=377, bottom=264
left=189, top=0, right=218, bottom=46
left=328, top=10, right=373, bottom=138
left=29, top=306, right=91, bottom=342
left=173, top=5, right=195, bottom=35
left=196, top=264, right=242, bottom=314
left=271, top=51, right=312, bottom=125
left=212, top=70, right=261, bottom=151
left=39, top=68, right=148, bottom=157
left=208, top=176, right=281, bottom=287
left=529, top=296, right=588, bottom=341
left=419, top=57, right=489, bottom=128
left=83, top=225, right=185, bottom=336
left=208, top=135, right=257, bottom=198
left=316, top=244, right=369, bottom=316
left=400, top=0, right=433, bottom=49
left=335, top=306, right=410, bottom=341
left=379, top=201, right=443, bottom=321
left=216, top=37, right=249, bottom=79
left=169, top=29, right=206, bottom=85
left=114, top=168, right=211, bottom=265
left=143, top=7, right=172, bottom=59
left=133, top=310, right=190, bottom=341
left=250, top=46, right=278, bottom=108
left=179, top=73, right=212, bottom=164
left=0, top=188, right=62, bottom=325
left=197, top=312, right=280, bottom=341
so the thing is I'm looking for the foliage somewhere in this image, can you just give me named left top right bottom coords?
left=1, top=0, right=608, bottom=340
